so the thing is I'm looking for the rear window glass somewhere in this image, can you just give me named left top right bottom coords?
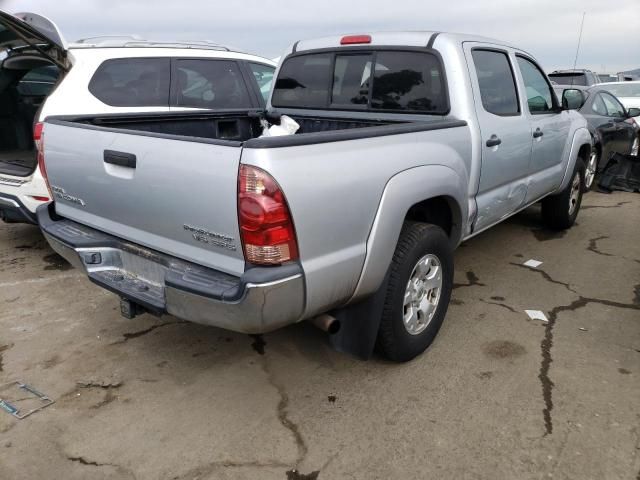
left=17, top=66, right=59, bottom=96
left=89, top=58, right=170, bottom=107
left=272, top=54, right=333, bottom=108
left=548, top=73, right=587, bottom=86
left=174, top=59, right=252, bottom=109
left=371, top=52, right=445, bottom=112
left=272, top=51, right=447, bottom=113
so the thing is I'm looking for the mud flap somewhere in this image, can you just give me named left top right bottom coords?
left=329, top=270, right=390, bottom=360
left=598, top=153, right=640, bottom=193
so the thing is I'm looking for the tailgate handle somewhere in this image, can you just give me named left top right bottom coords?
left=104, top=150, right=137, bottom=169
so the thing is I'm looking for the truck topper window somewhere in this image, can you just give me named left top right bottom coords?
left=272, top=50, right=448, bottom=114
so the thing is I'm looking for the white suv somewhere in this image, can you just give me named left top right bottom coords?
left=0, top=10, right=276, bottom=223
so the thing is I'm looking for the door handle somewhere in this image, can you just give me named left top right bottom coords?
left=533, top=128, right=544, bottom=138
left=486, top=135, right=502, bottom=147
left=104, top=150, right=137, bottom=168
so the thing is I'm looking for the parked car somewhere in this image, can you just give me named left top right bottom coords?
left=597, top=81, right=640, bottom=118
left=598, top=74, right=618, bottom=83
left=38, top=31, right=591, bottom=362
left=0, top=10, right=276, bottom=224
left=549, top=69, right=600, bottom=86
left=555, top=85, right=640, bottom=189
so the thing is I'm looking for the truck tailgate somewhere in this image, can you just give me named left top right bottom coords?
left=43, top=121, right=245, bottom=276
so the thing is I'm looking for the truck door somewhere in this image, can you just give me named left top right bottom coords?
left=464, top=45, right=532, bottom=231
left=514, top=55, right=571, bottom=203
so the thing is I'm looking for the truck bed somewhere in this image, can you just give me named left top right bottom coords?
left=54, top=111, right=402, bottom=144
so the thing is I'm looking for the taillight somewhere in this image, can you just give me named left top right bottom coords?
left=34, top=122, right=52, bottom=199
left=238, top=165, right=298, bottom=265
left=340, top=35, right=372, bottom=45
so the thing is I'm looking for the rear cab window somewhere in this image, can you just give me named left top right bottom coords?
left=272, top=49, right=448, bottom=114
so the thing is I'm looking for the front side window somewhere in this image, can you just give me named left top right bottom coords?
left=601, top=92, right=626, bottom=118
left=248, top=63, right=275, bottom=103
left=272, top=50, right=447, bottom=113
left=517, top=57, right=555, bottom=113
left=471, top=49, right=520, bottom=116
left=174, top=60, right=251, bottom=109
left=88, top=58, right=170, bottom=107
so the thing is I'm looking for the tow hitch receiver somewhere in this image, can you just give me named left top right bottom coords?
left=120, top=297, right=145, bottom=319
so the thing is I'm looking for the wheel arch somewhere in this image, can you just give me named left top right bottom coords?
left=348, top=164, right=467, bottom=303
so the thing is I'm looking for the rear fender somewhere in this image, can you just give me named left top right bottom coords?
left=554, top=127, right=591, bottom=194
left=350, top=164, right=466, bottom=302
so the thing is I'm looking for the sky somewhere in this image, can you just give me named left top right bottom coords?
left=1, top=0, right=638, bottom=73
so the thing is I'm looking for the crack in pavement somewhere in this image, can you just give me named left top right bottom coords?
left=480, top=298, right=518, bottom=313
left=587, top=236, right=614, bottom=257
left=111, top=320, right=187, bottom=344
left=581, top=201, right=631, bottom=210
left=509, top=263, right=579, bottom=295
left=67, top=456, right=113, bottom=467
left=539, top=296, right=640, bottom=436
left=67, top=455, right=137, bottom=479
left=257, top=352, right=309, bottom=473
left=170, top=459, right=290, bottom=480
left=453, top=271, right=486, bottom=290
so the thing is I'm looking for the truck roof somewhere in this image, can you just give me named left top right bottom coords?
left=290, top=31, right=520, bottom=54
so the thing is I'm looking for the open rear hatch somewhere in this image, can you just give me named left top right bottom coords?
left=0, top=11, right=67, bottom=69
left=0, top=11, right=67, bottom=176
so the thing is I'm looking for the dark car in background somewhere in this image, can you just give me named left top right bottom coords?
left=556, top=85, right=640, bottom=189
left=549, top=69, right=600, bottom=86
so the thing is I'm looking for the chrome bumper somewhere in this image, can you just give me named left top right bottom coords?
left=38, top=205, right=305, bottom=334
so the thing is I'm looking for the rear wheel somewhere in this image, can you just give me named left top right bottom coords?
left=541, top=160, right=585, bottom=230
left=376, top=222, right=453, bottom=362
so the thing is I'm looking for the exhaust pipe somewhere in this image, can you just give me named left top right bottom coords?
left=310, top=314, right=341, bottom=335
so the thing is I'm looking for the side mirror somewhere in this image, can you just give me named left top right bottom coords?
left=627, top=107, right=640, bottom=118
left=562, top=89, right=585, bottom=110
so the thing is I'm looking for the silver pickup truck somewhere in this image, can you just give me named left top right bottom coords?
left=37, top=32, right=592, bottom=361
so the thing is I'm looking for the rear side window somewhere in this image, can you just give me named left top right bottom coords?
left=272, top=51, right=447, bottom=113
left=89, top=58, right=170, bottom=107
left=471, top=50, right=519, bottom=116
left=174, top=59, right=252, bottom=109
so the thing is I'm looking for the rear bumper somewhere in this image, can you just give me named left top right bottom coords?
left=37, top=204, right=305, bottom=334
left=0, top=193, right=37, bottom=224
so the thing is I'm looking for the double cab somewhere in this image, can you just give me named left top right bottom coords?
left=37, top=32, right=592, bottom=361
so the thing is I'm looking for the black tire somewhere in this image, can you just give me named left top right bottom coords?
left=541, top=159, right=585, bottom=230
left=376, top=222, right=453, bottom=362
